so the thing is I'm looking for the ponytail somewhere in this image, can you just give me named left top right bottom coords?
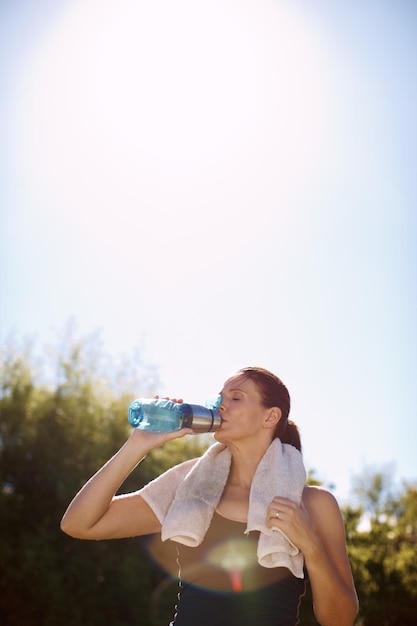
left=276, top=419, right=302, bottom=452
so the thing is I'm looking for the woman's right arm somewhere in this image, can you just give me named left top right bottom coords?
left=60, top=427, right=192, bottom=540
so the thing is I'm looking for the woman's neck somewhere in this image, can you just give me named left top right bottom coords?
left=227, top=439, right=272, bottom=488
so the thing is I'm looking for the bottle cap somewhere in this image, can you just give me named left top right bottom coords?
left=189, top=405, right=221, bottom=433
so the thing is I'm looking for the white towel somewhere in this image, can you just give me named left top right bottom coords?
left=160, top=438, right=306, bottom=578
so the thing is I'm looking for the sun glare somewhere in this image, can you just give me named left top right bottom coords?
left=15, top=0, right=327, bottom=271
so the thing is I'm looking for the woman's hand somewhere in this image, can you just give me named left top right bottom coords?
left=267, top=496, right=314, bottom=553
left=268, top=489, right=358, bottom=626
left=128, top=425, right=193, bottom=450
left=128, top=395, right=192, bottom=447
left=154, top=395, right=183, bottom=403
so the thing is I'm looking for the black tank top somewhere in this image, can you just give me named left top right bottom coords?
left=170, top=512, right=306, bottom=626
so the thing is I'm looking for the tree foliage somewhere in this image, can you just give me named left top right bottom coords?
left=0, top=334, right=207, bottom=626
left=343, top=472, right=417, bottom=626
left=1, top=335, right=416, bottom=625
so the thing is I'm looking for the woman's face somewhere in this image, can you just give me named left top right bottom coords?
left=214, top=375, right=271, bottom=444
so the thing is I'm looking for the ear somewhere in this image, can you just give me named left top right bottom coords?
left=264, top=407, right=282, bottom=429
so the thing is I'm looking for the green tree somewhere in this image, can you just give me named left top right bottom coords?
left=344, top=470, right=417, bottom=626
left=0, top=334, right=208, bottom=626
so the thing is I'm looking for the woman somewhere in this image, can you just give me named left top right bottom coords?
left=61, top=366, right=358, bottom=626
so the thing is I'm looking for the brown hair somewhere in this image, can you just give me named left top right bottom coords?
left=233, top=366, right=302, bottom=452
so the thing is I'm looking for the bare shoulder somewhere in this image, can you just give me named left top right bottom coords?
left=302, top=485, right=345, bottom=533
left=302, top=484, right=340, bottom=508
left=301, top=486, right=358, bottom=607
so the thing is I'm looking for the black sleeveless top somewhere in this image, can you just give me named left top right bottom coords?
left=170, top=513, right=306, bottom=626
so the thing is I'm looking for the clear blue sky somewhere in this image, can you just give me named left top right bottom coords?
left=1, top=0, right=416, bottom=501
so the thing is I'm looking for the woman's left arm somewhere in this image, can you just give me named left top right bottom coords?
left=269, top=486, right=359, bottom=626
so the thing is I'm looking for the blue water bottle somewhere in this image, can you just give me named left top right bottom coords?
left=128, top=398, right=221, bottom=433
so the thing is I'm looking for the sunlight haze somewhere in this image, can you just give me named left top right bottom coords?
left=1, top=0, right=416, bottom=501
